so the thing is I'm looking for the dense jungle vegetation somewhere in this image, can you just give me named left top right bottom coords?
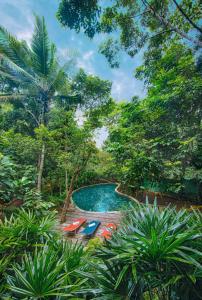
left=0, top=0, right=202, bottom=299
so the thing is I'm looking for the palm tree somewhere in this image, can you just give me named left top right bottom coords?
left=0, top=16, right=80, bottom=192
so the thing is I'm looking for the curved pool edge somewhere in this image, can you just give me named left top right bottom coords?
left=115, top=184, right=139, bottom=205
left=71, top=182, right=139, bottom=213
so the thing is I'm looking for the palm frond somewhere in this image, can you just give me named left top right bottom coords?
left=31, top=15, right=51, bottom=77
left=0, top=69, right=21, bottom=83
left=48, top=43, right=57, bottom=73
left=0, top=54, right=39, bottom=88
left=48, top=68, right=67, bottom=94
left=0, top=26, right=30, bottom=69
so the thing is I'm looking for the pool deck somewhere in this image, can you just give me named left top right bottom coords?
left=59, top=206, right=122, bottom=244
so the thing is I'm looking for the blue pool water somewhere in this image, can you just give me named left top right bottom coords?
left=72, top=183, right=131, bottom=212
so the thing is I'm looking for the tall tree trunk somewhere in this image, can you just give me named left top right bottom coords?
left=37, top=143, right=45, bottom=193
left=60, top=171, right=78, bottom=223
left=60, top=149, right=92, bottom=223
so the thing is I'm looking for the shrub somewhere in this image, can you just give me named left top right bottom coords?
left=93, top=202, right=202, bottom=299
left=6, top=242, right=89, bottom=299
left=0, top=209, right=58, bottom=258
left=0, top=154, right=35, bottom=203
left=23, top=189, right=56, bottom=216
left=0, top=209, right=59, bottom=297
left=1, top=202, right=202, bottom=299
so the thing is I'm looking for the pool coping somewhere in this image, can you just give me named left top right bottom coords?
left=70, top=182, right=139, bottom=214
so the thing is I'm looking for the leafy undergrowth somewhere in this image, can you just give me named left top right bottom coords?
left=0, top=202, right=202, bottom=299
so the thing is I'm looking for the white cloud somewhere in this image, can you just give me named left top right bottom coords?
left=58, top=48, right=96, bottom=74
left=0, top=0, right=34, bottom=44
left=94, top=126, right=109, bottom=148
left=58, top=47, right=78, bottom=61
left=111, top=69, right=146, bottom=101
left=17, top=28, right=33, bottom=44
left=83, top=50, right=94, bottom=60
left=76, top=50, right=95, bottom=74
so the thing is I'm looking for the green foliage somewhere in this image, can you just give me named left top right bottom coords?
left=0, top=209, right=57, bottom=257
left=57, top=0, right=101, bottom=38
left=0, top=6, right=202, bottom=299
left=0, top=15, right=112, bottom=195
left=7, top=245, right=86, bottom=299
left=0, top=202, right=202, bottom=299
left=23, top=189, right=56, bottom=216
left=0, top=154, right=16, bottom=201
left=57, top=0, right=202, bottom=67
left=93, top=202, right=202, bottom=299
left=99, top=38, right=120, bottom=68
left=0, top=16, right=78, bottom=195
left=6, top=241, right=89, bottom=299
left=106, top=43, right=202, bottom=200
left=7, top=249, right=68, bottom=299
left=0, top=208, right=59, bottom=297
left=0, top=15, right=71, bottom=111
left=0, top=154, right=35, bottom=202
left=84, top=236, right=103, bottom=253
left=72, top=69, right=112, bottom=109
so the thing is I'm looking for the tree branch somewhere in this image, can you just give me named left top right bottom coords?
left=141, top=0, right=202, bottom=47
left=21, top=102, right=40, bottom=126
left=172, top=0, right=202, bottom=34
left=130, top=10, right=150, bottom=19
left=150, top=29, right=173, bottom=39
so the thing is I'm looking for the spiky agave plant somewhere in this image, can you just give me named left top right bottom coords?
left=0, top=210, right=59, bottom=297
left=0, top=16, right=81, bottom=192
left=0, top=256, right=12, bottom=295
left=94, top=201, right=202, bottom=299
left=6, top=242, right=89, bottom=299
left=52, top=240, right=91, bottom=298
left=0, top=209, right=58, bottom=257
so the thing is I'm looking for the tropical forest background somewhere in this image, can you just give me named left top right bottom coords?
left=0, top=1, right=202, bottom=299
left=0, top=0, right=201, bottom=207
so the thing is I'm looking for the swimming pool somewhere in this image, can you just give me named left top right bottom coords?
left=72, top=183, right=132, bottom=212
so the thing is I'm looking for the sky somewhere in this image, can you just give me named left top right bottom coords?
left=0, top=0, right=147, bottom=146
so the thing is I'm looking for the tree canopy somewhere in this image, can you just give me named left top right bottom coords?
left=105, top=42, right=202, bottom=200
left=57, top=0, right=202, bottom=67
left=0, top=15, right=112, bottom=200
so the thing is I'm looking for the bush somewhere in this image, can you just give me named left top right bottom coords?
left=1, top=202, right=202, bottom=299
left=0, top=209, right=58, bottom=258
left=0, top=154, right=35, bottom=203
left=0, top=209, right=59, bottom=297
left=6, top=242, right=89, bottom=299
left=23, top=189, right=56, bottom=216
left=93, top=202, right=202, bottom=299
